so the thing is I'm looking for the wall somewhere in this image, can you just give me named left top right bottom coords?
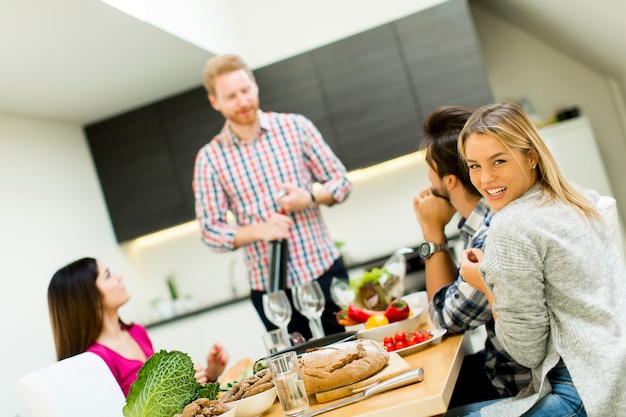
left=0, top=114, right=143, bottom=415
left=469, top=3, right=626, bottom=227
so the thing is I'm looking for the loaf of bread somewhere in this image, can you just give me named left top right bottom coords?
left=299, top=339, right=389, bottom=393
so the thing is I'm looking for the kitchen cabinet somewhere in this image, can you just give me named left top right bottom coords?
left=255, top=54, right=343, bottom=161
left=311, top=24, right=421, bottom=170
left=86, top=106, right=192, bottom=242
left=254, top=0, right=491, bottom=171
left=86, top=88, right=223, bottom=242
left=156, top=86, right=224, bottom=215
left=394, top=0, right=493, bottom=113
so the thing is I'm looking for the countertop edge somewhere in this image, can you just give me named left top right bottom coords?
left=144, top=294, right=250, bottom=329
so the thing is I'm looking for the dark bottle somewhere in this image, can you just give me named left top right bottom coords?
left=268, top=238, right=289, bottom=292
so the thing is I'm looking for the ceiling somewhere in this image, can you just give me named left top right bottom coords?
left=0, top=0, right=212, bottom=125
left=471, top=0, right=626, bottom=81
left=1, top=0, right=625, bottom=126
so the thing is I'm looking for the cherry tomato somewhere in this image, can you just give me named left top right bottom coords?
left=413, top=330, right=432, bottom=343
left=394, top=331, right=407, bottom=343
left=405, top=334, right=417, bottom=346
left=394, top=340, right=407, bottom=350
left=383, top=336, right=394, bottom=345
left=384, top=342, right=396, bottom=352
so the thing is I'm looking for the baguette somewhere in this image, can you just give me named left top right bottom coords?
left=299, top=339, right=389, bottom=393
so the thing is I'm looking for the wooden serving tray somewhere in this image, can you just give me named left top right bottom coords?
left=314, top=352, right=410, bottom=403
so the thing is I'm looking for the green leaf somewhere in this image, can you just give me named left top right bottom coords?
left=194, top=383, right=219, bottom=401
left=123, top=350, right=217, bottom=417
left=349, top=267, right=389, bottom=291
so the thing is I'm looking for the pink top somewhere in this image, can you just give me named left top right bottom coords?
left=87, top=323, right=154, bottom=396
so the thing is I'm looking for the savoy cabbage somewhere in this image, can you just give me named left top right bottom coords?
left=123, top=350, right=219, bottom=417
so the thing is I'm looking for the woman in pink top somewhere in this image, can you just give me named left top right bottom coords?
left=48, top=257, right=229, bottom=396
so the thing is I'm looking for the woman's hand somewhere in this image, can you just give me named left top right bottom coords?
left=206, top=342, right=229, bottom=383
left=459, top=248, right=486, bottom=291
left=194, top=363, right=209, bottom=385
left=460, top=249, right=498, bottom=319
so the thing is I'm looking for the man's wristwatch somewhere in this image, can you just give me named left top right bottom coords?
left=418, top=241, right=448, bottom=259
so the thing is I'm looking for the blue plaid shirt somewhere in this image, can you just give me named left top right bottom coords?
left=429, top=199, right=531, bottom=397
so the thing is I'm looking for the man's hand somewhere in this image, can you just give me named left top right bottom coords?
left=261, top=212, right=293, bottom=240
left=275, top=183, right=314, bottom=212
left=413, top=187, right=456, bottom=240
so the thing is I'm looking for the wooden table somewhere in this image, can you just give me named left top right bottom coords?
left=264, top=332, right=467, bottom=417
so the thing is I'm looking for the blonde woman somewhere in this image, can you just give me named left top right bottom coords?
left=450, top=102, right=626, bottom=417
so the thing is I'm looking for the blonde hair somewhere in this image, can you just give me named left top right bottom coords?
left=202, top=54, right=255, bottom=97
left=458, top=102, right=600, bottom=220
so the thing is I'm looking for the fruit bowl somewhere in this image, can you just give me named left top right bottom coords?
left=226, top=387, right=277, bottom=417
left=355, top=308, right=424, bottom=341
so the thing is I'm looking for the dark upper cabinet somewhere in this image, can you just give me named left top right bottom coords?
left=311, top=24, right=422, bottom=170
left=394, top=0, right=493, bottom=114
left=155, top=86, right=224, bottom=215
left=254, top=54, right=344, bottom=162
left=86, top=107, right=191, bottom=242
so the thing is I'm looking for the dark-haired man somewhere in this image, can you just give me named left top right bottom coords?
left=413, top=106, right=530, bottom=407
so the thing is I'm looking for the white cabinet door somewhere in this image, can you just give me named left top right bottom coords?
left=540, top=116, right=613, bottom=196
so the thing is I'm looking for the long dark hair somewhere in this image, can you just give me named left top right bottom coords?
left=48, top=257, right=120, bottom=361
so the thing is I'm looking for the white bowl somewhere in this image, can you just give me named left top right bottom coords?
left=221, top=403, right=237, bottom=417
left=355, top=308, right=425, bottom=342
left=401, top=291, right=427, bottom=313
left=227, top=387, right=277, bottom=417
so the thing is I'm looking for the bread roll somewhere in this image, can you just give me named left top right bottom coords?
left=299, top=339, right=389, bottom=393
left=220, top=357, right=254, bottom=387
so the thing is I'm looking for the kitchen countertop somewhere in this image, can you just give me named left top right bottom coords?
left=144, top=294, right=250, bottom=329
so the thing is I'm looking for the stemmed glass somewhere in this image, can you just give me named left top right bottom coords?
left=262, top=290, right=293, bottom=347
left=293, top=281, right=326, bottom=339
left=330, top=277, right=355, bottom=309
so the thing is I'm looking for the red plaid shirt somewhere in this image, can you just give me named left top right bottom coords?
left=193, top=111, right=352, bottom=291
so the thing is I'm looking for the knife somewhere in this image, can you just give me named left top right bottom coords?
left=301, top=367, right=425, bottom=417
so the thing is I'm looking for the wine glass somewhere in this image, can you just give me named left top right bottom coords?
left=262, top=290, right=293, bottom=346
left=293, top=281, right=326, bottom=339
left=330, top=277, right=355, bottom=309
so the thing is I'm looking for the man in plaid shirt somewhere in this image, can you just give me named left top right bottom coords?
left=193, top=54, right=352, bottom=339
left=412, top=106, right=530, bottom=407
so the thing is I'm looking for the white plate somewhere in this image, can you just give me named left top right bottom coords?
left=392, top=328, right=447, bottom=356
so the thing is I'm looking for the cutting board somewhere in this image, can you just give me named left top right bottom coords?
left=314, top=352, right=411, bottom=403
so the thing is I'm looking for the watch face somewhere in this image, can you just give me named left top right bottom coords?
left=418, top=242, right=431, bottom=258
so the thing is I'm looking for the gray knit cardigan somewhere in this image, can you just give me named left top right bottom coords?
left=479, top=185, right=626, bottom=417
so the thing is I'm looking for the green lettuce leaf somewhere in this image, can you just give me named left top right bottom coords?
left=123, top=350, right=218, bottom=417
left=349, top=267, right=389, bottom=291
